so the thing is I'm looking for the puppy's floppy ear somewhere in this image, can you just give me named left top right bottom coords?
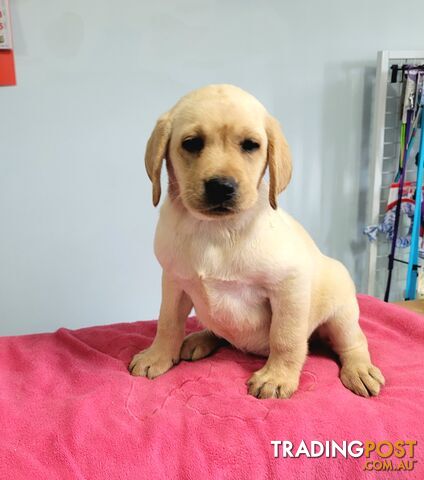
left=145, top=112, right=172, bottom=206
left=266, top=115, right=292, bottom=209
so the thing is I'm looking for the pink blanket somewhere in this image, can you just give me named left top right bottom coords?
left=0, top=295, right=423, bottom=479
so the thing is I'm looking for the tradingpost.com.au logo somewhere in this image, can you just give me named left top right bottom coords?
left=271, top=440, right=417, bottom=472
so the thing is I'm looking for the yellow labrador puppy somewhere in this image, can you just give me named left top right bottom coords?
left=129, top=84, right=384, bottom=399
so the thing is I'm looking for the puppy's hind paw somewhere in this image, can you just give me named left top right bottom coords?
left=340, top=363, right=385, bottom=397
left=180, top=330, right=224, bottom=361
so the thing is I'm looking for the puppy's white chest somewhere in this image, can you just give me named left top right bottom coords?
left=154, top=198, right=286, bottom=355
left=197, top=277, right=271, bottom=355
left=167, top=240, right=273, bottom=355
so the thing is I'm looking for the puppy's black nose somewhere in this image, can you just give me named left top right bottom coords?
left=204, top=177, right=237, bottom=205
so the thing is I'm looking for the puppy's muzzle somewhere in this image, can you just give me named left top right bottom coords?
left=204, top=177, right=238, bottom=208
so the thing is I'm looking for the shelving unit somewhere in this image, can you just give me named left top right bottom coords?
left=367, top=50, right=424, bottom=300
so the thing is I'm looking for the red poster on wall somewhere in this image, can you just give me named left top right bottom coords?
left=0, top=0, right=16, bottom=86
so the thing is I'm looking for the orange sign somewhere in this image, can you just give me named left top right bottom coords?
left=0, top=0, right=16, bottom=86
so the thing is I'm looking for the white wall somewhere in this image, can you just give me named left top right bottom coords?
left=1, top=0, right=423, bottom=335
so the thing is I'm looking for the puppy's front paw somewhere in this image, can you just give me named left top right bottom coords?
left=247, top=365, right=300, bottom=399
left=129, top=347, right=178, bottom=379
left=340, top=363, right=385, bottom=397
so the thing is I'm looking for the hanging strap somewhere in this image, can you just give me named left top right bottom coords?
left=405, top=102, right=424, bottom=299
left=384, top=109, right=414, bottom=301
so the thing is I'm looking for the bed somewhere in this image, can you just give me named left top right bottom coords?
left=0, top=295, right=423, bottom=479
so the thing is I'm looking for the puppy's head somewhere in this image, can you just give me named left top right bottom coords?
left=145, top=84, right=291, bottom=218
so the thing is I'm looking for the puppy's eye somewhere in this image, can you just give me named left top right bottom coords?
left=241, top=139, right=260, bottom=152
left=182, top=136, right=204, bottom=153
